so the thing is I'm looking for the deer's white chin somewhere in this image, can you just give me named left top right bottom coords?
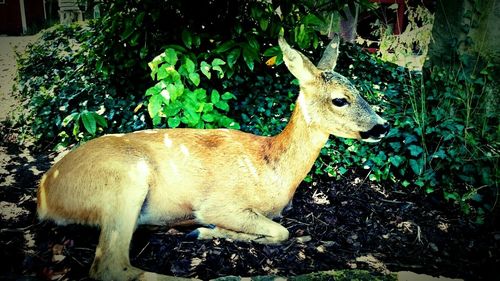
left=361, top=137, right=383, bottom=143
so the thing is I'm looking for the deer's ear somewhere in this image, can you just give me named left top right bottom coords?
left=279, top=36, right=318, bottom=83
left=317, top=33, right=340, bottom=71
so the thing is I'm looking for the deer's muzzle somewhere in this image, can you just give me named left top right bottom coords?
left=360, top=123, right=390, bottom=142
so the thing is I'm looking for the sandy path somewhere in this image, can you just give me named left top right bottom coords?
left=0, top=34, right=40, bottom=122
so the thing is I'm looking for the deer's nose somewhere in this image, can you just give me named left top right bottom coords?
left=360, top=123, right=390, bottom=140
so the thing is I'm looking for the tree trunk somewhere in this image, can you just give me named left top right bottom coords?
left=427, top=0, right=500, bottom=69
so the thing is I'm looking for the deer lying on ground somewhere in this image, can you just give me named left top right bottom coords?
left=37, top=35, right=389, bottom=280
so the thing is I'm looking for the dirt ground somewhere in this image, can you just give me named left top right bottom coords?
left=0, top=36, right=499, bottom=281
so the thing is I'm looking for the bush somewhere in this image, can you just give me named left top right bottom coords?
left=314, top=43, right=498, bottom=221
left=15, top=24, right=148, bottom=150
left=145, top=48, right=239, bottom=129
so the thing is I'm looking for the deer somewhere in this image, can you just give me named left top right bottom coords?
left=37, top=35, right=389, bottom=281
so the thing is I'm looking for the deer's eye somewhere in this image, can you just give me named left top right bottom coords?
left=332, top=98, right=349, bottom=107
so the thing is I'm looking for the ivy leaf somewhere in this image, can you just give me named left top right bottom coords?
left=389, top=155, right=404, bottom=167
left=408, top=145, right=423, bottom=157
left=431, top=149, right=447, bottom=159
left=409, top=158, right=424, bottom=175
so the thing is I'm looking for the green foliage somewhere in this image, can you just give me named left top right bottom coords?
left=15, top=24, right=148, bottom=150
left=145, top=48, right=239, bottom=129
left=315, top=42, right=498, bottom=220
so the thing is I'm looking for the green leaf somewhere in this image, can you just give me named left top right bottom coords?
left=242, top=46, right=255, bottom=71
left=409, top=158, right=423, bottom=175
left=93, top=113, right=107, bottom=128
left=213, top=40, right=236, bottom=53
left=408, top=145, right=423, bottom=157
left=202, top=103, right=214, bottom=113
left=263, top=46, right=280, bottom=57
left=184, top=58, right=196, bottom=74
left=227, top=48, right=241, bottom=68
left=431, top=149, right=446, bottom=159
left=302, top=14, right=324, bottom=26
left=135, top=12, right=146, bottom=26
left=215, top=100, right=229, bottom=111
left=62, top=112, right=79, bottom=127
left=152, top=115, right=162, bottom=126
left=189, top=72, right=200, bottom=86
left=164, top=49, right=178, bottom=65
left=200, top=61, right=211, bottom=79
left=140, top=47, right=148, bottom=59
left=259, top=17, right=269, bottom=31
left=120, top=22, right=135, bottom=40
left=211, top=90, right=220, bottom=104
left=202, top=113, right=215, bottom=122
left=389, top=155, right=404, bottom=167
left=129, top=32, right=140, bottom=47
left=164, top=100, right=182, bottom=117
left=157, top=66, right=169, bottom=80
left=338, top=166, right=348, bottom=175
left=212, top=58, right=226, bottom=67
left=72, top=120, right=80, bottom=136
left=148, top=94, right=163, bottom=118
left=194, top=88, right=207, bottom=100
left=221, top=92, right=236, bottom=100
left=168, top=116, right=181, bottom=128
left=212, top=65, right=224, bottom=78
left=81, top=111, right=97, bottom=135
left=181, top=30, right=192, bottom=48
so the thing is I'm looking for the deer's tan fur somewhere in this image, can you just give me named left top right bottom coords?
left=37, top=36, right=388, bottom=280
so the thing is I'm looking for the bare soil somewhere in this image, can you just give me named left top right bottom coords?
left=0, top=126, right=498, bottom=281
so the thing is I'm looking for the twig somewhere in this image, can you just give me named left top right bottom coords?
left=0, top=224, right=36, bottom=233
left=378, top=198, right=412, bottom=204
left=70, top=255, right=84, bottom=267
left=135, top=242, right=150, bottom=259
left=283, top=218, right=310, bottom=225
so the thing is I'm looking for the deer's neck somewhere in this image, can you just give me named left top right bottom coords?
left=267, top=93, right=329, bottom=192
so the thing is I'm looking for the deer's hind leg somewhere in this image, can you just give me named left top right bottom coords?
left=190, top=208, right=289, bottom=244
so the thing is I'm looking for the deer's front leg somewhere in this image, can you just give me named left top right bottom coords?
left=189, top=208, right=289, bottom=244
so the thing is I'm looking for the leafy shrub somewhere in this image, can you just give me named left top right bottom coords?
left=314, top=42, right=498, bottom=220
left=145, top=48, right=239, bottom=129
left=15, top=24, right=147, bottom=150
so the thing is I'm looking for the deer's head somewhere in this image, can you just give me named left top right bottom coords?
left=279, top=36, right=389, bottom=142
